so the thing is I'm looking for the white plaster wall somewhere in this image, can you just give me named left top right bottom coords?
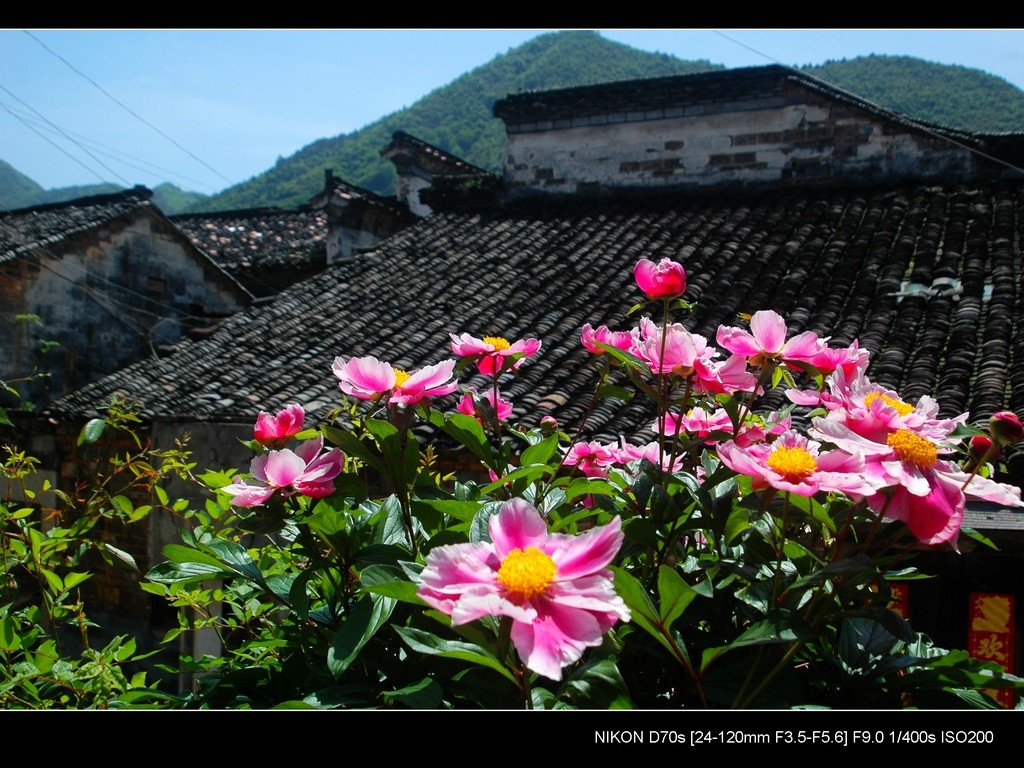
left=504, top=103, right=974, bottom=195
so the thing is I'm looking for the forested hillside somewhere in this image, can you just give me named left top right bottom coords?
left=805, top=55, right=1024, bottom=133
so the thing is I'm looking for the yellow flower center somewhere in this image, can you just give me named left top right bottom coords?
left=393, top=369, right=411, bottom=387
left=483, top=336, right=511, bottom=351
left=767, top=445, right=818, bottom=482
left=887, top=429, right=938, bottom=468
left=497, top=546, right=557, bottom=600
left=864, top=392, right=914, bottom=416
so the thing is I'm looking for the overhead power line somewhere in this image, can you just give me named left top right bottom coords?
left=23, top=30, right=233, bottom=185
left=0, top=100, right=111, bottom=186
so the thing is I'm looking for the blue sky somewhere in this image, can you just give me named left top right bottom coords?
left=2, top=29, right=1023, bottom=194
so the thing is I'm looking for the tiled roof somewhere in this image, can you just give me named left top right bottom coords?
left=381, top=131, right=494, bottom=177
left=0, top=186, right=154, bottom=264
left=311, top=174, right=412, bottom=217
left=171, top=207, right=327, bottom=298
left=171, top=207, right=327, bottom=273
left=494, top=65, right=981, bottom=145
left=48, top=180, right=1024, bottom=490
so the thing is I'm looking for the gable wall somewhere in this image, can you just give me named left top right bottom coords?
left=1, top=212, right=247, bottom=406
left=503, top=87, right=976, bottom=196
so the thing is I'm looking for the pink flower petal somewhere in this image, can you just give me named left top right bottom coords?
left=261, top=450, right=307, bottom=488
left=510, top=600, right=604, bottom=681
left=489, top=498, right=549, bottom=556
left=749, top=310, right=787, bottom=354
left=546, top=518, right=623, bottom=581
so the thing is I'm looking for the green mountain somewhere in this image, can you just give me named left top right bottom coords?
left=0, top=169, right=209, bottom=215
left=194, top=31, right=721, bottom=211
left=0, top=160, right=46, bottom=210
left=803, top=55, right=1024, bottom=133
left=151, top=183, right=210, bottom=214
left=32, top=182, right=124, bottom=205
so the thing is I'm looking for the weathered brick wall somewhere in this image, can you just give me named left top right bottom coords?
left=503, top=92, right=975, bottom=198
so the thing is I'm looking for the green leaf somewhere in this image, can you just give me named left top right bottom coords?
left=110, top=494, right=134, bottom=518
left=480, top=464, right=552, bottom=494
left=787, top=555, right=877, bottom=592
left=426, top=411, right=492, bottom=467
left=592, top=342, right=649, bottom=372
left=200, top=539, right=265, bottom=583
left=103, top=543, right=138, bottom=571
left=77, top=418, right=106, bottom=446
left=595, top=384, right=634, bottom=402
left=360, top=564, right=424, bottom=604
left=395, top=626, right=516, bottom=683
left=327, top=593, right=396, bottom=677
left=0, top=617, right=22, bottom=651
left=322, top=425, right=387, bottom=476
left=611, top=567, right=660, bottom=638
left=411, top=498, right=481, bottom=523
left=723, top=505, right=751, bottom=544
left=374, top=496, right=407, bottom=546
left=557, top=658, right=632, bottom=708
left=63, top=571, right=91, bottom=590
left=0, top=407, right=12, bottom=428
left=40, top=568, right=63, bottom=594
left=657, top=565, right=699, bottom=629
left=520, top=433, right=559, bottom=466
left=147, top=559, right=230, bottom=585
left=562, top=478, right=619, bottom=504
left=383, top=677, right=444, bottom=708
left=729, top=617, right=806, bottom=649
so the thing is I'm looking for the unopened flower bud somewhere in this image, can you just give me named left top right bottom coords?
left=540, top=415, right=559, bottom=435
left=968, top=435, right=999, bottom=464
left=634, top=257, right=686, bottom=300
left=989, top=411, right=1024, bottom=446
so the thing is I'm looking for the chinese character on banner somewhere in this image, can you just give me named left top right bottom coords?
left=968, top=593, right=1016, bottom=708
left=889, top=582, right=909, bottom=618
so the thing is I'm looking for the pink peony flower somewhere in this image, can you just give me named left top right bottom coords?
left=660, top=406, right=735, bottom=440
left=717, top=310, right=828, bottom=369
left=562, top=440, right=618, bottom=478
left=332, top=355, right=458, bottom=405
left=456, top=387, right=513, bottom=422
left=389, top=360, right=460, bottom=405
left=253, top=404, right=305, bottom=446
left=580, top=323, right=633, bottom=355
left=332, top=355, right=397, bottom=400
left=614, top=439, right=685, bottom=473
left=450, top=333, right=542, bottom=376
left=634, top=257, right=686, bottom=300
left=416, top=498, right=630, bottom=681
left=717, top=430, right=882, bottom=498
left=222, top=436, right=343, bottom=507
left=811, top=414, right=1024, bottom=546
left=809, top=340, right=871, bottom=379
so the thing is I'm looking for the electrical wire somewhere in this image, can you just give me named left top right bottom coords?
left=0, top=82, right=133, bottom=187
left=23, top=30, right=233, bottom=186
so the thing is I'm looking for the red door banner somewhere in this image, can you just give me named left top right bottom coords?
left=968, top=593, right=1015, bottom=708
left=888, top=582, right=909, bottom=618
